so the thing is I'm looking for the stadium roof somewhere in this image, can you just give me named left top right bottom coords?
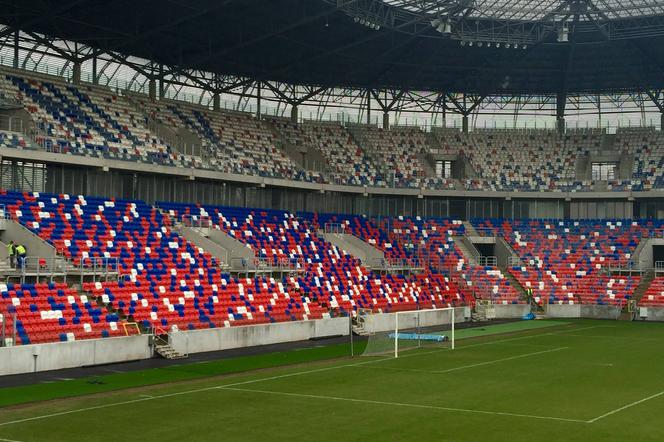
left=383, top=0, right=664, bottom=21
left=2, top=0, right=664, bottom=96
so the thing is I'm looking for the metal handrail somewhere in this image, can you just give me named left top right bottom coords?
left=181, top=214, right=214, bottom=229
left=477, top=256, right=498, bottom=267
left=324, top=223, right=345, bottom=234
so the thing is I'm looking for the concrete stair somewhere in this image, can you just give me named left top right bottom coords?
left=631, top=269, right=655, bottom=304
left=463, top=221, right=479, bottom=237
left=453, top=236, right=480, bottom=265
left=154, top=342, right=187, bottom=360
left=320, top=231, right=385, bottom=267
left=502, top=268, right=528, bottom=300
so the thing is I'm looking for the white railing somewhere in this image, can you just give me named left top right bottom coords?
left=181, top=215, right=214, bottom=229
left=323, top=222, right=345, bottom=234
left=476, top=256, right=498, bottom=267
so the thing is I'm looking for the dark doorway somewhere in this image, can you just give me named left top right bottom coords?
left=653, top=245, right=664, bottom=267
left=475, top=243, right=495, bottom=257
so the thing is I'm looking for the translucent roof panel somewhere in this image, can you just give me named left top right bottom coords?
left=382, top=0, right=664, bottom=21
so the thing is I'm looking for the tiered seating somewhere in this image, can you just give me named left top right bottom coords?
left=0, top=74, right=193, bottom=167
left=350, top=125, right=433, bottom=188
left=615, top=127, right=664, bottom=190
left=639, top=277, right=664, bottom=307
left=314, top=213, right=522, bottom=304
left=130, top=97, right=318, bottom=181
left=270, top=118, right=380, bottom=186
left=472, top=218, right=657, bottom=305
left=461, top=266, right=521, bottom=305
left=462, top=130, right=584, bottom=192
left=159, top=202, right=469, bottom=314
left=0, top=282, right=127, bottom=345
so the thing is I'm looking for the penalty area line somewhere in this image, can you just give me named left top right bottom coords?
left=588, top=389, right=664, bottom=423
left=220, top=386, right=588, bottom=424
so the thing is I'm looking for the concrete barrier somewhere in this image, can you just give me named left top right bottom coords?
left=546, top=304, right=581, bottom=318
left=169, top=317, right=349, bottom=355
left=361, top=308, right=467, bottom=334
left=493, top=304, right=530, bottom=319
left=636, top=306, right=664, bottom=322
left=545, top=304, right=621, bottom=319
left=0, top=335, right=151, bottom=376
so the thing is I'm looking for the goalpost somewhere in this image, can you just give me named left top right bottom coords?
left=361, top=307, right=455, bottom=357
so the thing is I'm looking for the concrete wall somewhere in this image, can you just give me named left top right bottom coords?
left=636, top=307, right=664, bottom=322
left=546, top=304, right=581, bottom=318
left=545, top=303, right=621, bottom=319
left=362, top=308, right=468, bottom=334
left=169, top=317, right=349, bottom=355
left=493, top=304, right=531, bottom=319
left=0, top=335, right=151, bottom=376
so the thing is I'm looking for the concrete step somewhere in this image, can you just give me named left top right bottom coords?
left=155, top=343, right=187, bottom=360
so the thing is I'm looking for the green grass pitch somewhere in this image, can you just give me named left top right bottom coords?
left=1, top=319, right=664, bottom=441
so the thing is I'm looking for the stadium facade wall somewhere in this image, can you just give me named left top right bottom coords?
left=0, top=335, right=151, bottom=376
left=169, top=317, right=350, bottom=355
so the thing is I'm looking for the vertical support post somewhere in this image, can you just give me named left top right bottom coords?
left=148, top=78, right=157, bottom=100
left=382, top=111, right=389, bottom=130
left=441, top=95, right=447, bottom=128
left=451, top=307, right=455, bottom=350
left=660, top=113, right=664, bottom=131
left=462, top=115, right=469, bottom=133
left=13, top=30, right=19, bottom=69
left=349, top=314, right=354, bottom=357
left=213, top=92, right=220, bottom=111
left=92, top=56, right=98, bottom=85
left=394, top=312, right=399, bottom=358
left=556, top=91, right=566, bottom=134
left=72, top=60, right=81, bottom=85
left=256, top=81, right=262, bottom=119
left=291, top=104, right=299, bottom=123
left=366, top=90, right=371, bottom=125
left=158, top=64, right=165, bottom=99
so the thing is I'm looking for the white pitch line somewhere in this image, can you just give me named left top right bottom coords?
left=357, top=347, right=568, bottom=375
left=0, top=437, right=25, bottom=442
left=220, top=386, right=588, bottom=424
left=587, top=390, right=664, bottom=423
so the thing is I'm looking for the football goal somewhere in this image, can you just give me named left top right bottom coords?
left=361, top=307, right=455, bottom=358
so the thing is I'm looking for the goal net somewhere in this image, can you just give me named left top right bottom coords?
left=360, top=307, right=455, bottom=358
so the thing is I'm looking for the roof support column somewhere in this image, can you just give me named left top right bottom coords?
left=213, top=92, right=220, bottom=111
left=291, top=104, right=298, bottom=123
left=366, top=90, right=371, bottom=125
left=72, top=60, right=81, bottom=85
left=462, top=115, right=469, bottom=133
left=556, top=91, right=567, bottom=134
left=148, top=78, right=157, bottom=100
left=256, top=82, right=261, bottom=119
left=13, top=30, right=18, bottom=69
left=383, top=111, right=389, bottom=130
left=92, top=56, right=98, bottom=85
left=158, top=64, right=165, bottom=99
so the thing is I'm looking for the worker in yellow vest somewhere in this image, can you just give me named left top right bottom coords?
left=15, top=244, right=26, bottom=270
left=6, top=240, right=15, bottom=268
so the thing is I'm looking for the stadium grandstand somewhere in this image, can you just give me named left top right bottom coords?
left=1, top=1, right=664, bottom=440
